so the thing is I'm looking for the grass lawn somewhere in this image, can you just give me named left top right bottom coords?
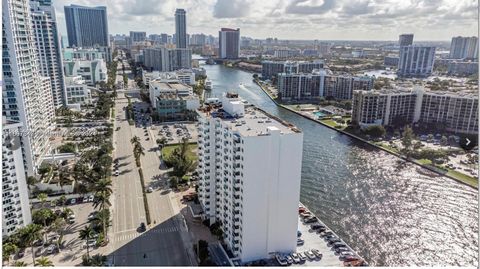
left=416, top=159, right=432, bottom=165
left=446, top=169, right=478, bottom=188
left=319, top=119, right=347, bottom=130
left=161, top=144, right=197, bottom=162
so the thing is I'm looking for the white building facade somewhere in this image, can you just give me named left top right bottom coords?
left=3, top=120, right=32, bottom=236
left=398, top=46, right=436, bottom=77
left=31, top=0, right=66, bottom=108
left=197, top=93, right=303, bottom=262
left=148, top=80, right=193, bottom=108
left=63, top=59, right=107, bottom=85
left=3, top=0, right=56, bottom=175
left=64, top=76, right=92, bottom=109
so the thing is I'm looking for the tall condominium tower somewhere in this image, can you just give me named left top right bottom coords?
left=399, top=34, right=414, bottom=47
left=397, top=46, right=436, bottom=78
left=219, top=28, right=240, bottom=59
left=130, top=31, right=147, bottom=43
left=175, top=9, right=187, bottom=48
left=197, top=93, right=303, bottom=262
left=31, top=0, right=66, bottom=108
left=64, top=4, right=109, bottom=47
left=449, top=36, right=479, bottom=60
left=2, top=120, right=32, bottom=236
left=3, top=0, right=55, bottom=175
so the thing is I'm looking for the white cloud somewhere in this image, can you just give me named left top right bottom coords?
left=52, top=0, right=478, bottom=40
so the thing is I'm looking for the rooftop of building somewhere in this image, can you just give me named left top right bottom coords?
left=150, top=80, right=192, bottom=90
left=262, top=59, right=324, bottom=64
left=357, top=86, right=478, bottom=98
left=198, top=93, right=301, bottom=136
left=157, top=92, right=198, bottom=101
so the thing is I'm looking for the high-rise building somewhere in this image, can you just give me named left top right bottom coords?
left=278, top=70, right=374, bottom=100
left=130, top=31, right=147, bottom=43
left=399, top=34, right=414, bottom=47
left=190, top=33, right=206, bottom=46
left=261, top=60, right=324, bottom=79
left=3, top=120, right=33, bottom=236
left=219, top=28, right=240, bottom=59
left=197, top=93, right=303, bottom=262
left=30, top=0, right=66, bottom=108
left=64, top=4, right=109, bottom=47
left=175, top=9, right=187, bottom=48
left=449, top=36, right=478, bottom=60
left=3, top=0, right=55, bottom=175
left=143, top=47, right=192, bottom=72
left=352, top=87, right=478, bottom=134
left=397, top=46, right=436, bottom=77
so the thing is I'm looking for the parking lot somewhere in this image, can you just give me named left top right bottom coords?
left=15, top=200, right=106, bottom=266
left=152, top=122, right=198, bottom=145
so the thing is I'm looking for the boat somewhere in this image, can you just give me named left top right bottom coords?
left=205, top=79, right=212, bottom=90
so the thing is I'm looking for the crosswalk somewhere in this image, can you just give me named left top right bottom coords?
left=114, top=226, right=183, bottom=242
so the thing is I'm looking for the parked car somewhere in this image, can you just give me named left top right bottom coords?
left=89, top=195, right=94, bottom=202
left=297, top=230, right=302, bottom=237
left=335, top=247, right=351, bottom=254
left=290, top=253, right=301, bottom=264
left=82, top=196, right=89, bottom=203
left=311, top=249, right=322, bottom=259
left=305, top=250, right=316, bottom=260
left=297, top=238, right=304, bottom=246
left=332, top=242, right=347, bottom=248
left=275, top=254, right=288, bottom=266
left=285, top=255, right=294, bottom=264
left=46, top=244, right=57, bottom=254
left=83, top=240, right=96, bottom=249
left=298, top=252, right=307, bottom=262
left=70, top=198, right=76, bottom=205
left=304, top=217, right=317, bottom=224
left=146, top=187, right=153, bottom=193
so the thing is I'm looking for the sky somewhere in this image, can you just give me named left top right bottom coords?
left=54, top=0, right=478, bottom=41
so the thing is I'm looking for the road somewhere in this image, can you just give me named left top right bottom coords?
left=108, top=82, right=195, bottom=265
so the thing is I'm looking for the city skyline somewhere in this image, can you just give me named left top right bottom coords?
left=51, top=0, right=477, bottom=41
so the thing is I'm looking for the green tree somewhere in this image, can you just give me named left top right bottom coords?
left=2, top=242, right=18, bottom=266
left=35, top=257, right=53, bottom=267
left=167, top=139, right=195, bottom=179
left=18, top=224, right=43, bottom=267
left=90, top=254, right=107, bottom=266
left=401, top=126, right=415, bottom=158
left=13, top=261, right=28, bottom=267
left=79, top=226, right=95, bottom=259
left=363, top=125, right=386, bottom=138
left=51, top=217, right=66, bottom=252
left=37, top=193, right=48, bottom=208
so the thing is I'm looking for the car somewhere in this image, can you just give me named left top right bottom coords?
left=83, top=196, right=89, bottom=203
left=33, top=239, right=44, bottom=247
left=297, top=230, right=302, bottom=237
left=342, top=255, right=359, bottom=262
left=305, top=250, right=316, bottom=260
left=146, top=187, right=153, bottom=193
left=340, top=251, right=355, bottom=257
left=89, top=195, right=94, bottom=202
left=335, top=247, right=351, bottom=254
left=285, top=255, right=294, bottom=264
left=70, top=198, right=76, bottom=205
left=332, top=242, right=347, bottom=248
left=88, top=212, right=97, bottom=221
left=67, top=218, right=75, bottom=224
left=83, top=240, right=96, bottom=249
left=16, top=249, right=25, bottom=259
left=114, top=171, right=119, bottom=176
left=327, top=238, right=342, bottom=245
left=275, top=254, right=288, bottom=266
left=310, top=224, right=325, bottom=230
left=46, top=244, right=56, bottom=254
left=311, top=249, right=322, bottom=258
left=139, top=222, right=146, bottom=232
left=297, top=239, right=304, bottom=246
left=304, top=217, right=318, bottom=223
left=290, top=253, right=301, bottom=263
left=298, top=252, right=307, bottom=262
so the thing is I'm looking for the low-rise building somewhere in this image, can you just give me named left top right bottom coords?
left=64, top=76, right=92, bottom=110
left=384, top=56, right=399, bottom=66
left=63, top=59, right=107, bottom=85
left=352, top=87, right=478, bottom=134
left=143, top=69, right=196, bottom=87
left=155, top=93, right=199, bottom=122
left=196, top=93, right=303, bottom=262
left=149, top=80, right=193, bottom=108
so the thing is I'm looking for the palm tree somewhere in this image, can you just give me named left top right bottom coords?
left=93, top=179, right=113, bottom=196
left=13, top=261, right=27, bottom=267
left=51, top=217, right=66, bottom=252
left=90, top=209, right=111, bottom=239
left=32, top=208, right=54, bottom=243
left=130, top=136, right=140, bottom=145
left=35, top=257, right=53, bottom=267
left=37, top=193, right=48, bottom=208
left=18, top=224, right=43, bottom=267
left=133, top=143, right=145, bottom=160
left=90, top=254, right=107, bottom=266
left=61, top=208, right=74, bottom=221
left=2, top=242, right=18, bottom=266
left=79, top=226, right=95, bottom=259
left=58, top=195, right=67, bottom=210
